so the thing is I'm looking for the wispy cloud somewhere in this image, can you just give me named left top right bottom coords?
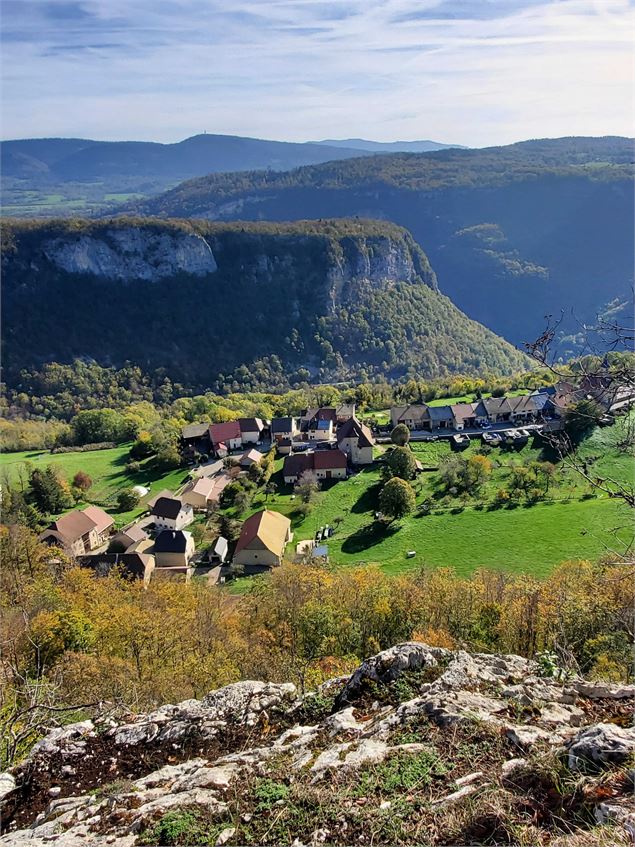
left=1, top=0, right=633, bottom=144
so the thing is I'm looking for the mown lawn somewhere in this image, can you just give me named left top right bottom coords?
left=264, top=466, right=630, bottom=579
left=0, top=445, right=190, bottom=527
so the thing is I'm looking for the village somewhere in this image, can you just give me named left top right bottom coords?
left=37, top=374, right=633, bottom=586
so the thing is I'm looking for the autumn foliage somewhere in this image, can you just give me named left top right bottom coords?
left=1, top=525, right=633, bottom=745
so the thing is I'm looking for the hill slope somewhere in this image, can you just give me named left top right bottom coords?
left=2, top=218, right=528, bottom=390
left=3, top=642, right=634, bottom=845
left=1, top=135, right=375, bottom=183
left=133, top=137, right=635, bottom=353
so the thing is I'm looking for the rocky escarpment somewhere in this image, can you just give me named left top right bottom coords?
left=2, top=643, right=634, bottom=846
left=2, top=217, right=528, bottom=388
left=2, top=217, right=432, bottom=292
left=42, top=227, right=218, bottom=281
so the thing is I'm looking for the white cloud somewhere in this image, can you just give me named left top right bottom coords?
left=1, top=0, right=633, bottom=144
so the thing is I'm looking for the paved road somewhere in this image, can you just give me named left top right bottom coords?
left=375, top=422, right=547, bottom=444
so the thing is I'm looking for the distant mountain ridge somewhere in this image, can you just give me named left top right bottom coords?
left=314, top=138, right=465, bottom=152
left=1, top=134, right=369, bottom=182
left=0, top=133, right=462, bottom=217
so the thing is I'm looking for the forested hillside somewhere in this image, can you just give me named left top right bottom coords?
left=2, top=217, right=528, bottom=391
left=133, top=137, right=635, bottom=353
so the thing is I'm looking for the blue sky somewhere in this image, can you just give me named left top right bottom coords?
left=1, top=0, right=633, bottom=145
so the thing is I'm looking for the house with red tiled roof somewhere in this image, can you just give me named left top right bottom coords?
left=209, top=420, right=242, bottom=456
left=283, top=449, right=348, bottom=484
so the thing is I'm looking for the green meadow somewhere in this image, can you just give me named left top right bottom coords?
left=0, top=445, right=190, bottom=526
left=240, top=420, right=634, bottom=579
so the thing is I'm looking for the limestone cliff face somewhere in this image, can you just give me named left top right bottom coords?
left=324, top=233, right=437, bottom=311
left=42, top=227, right=217, bottom=281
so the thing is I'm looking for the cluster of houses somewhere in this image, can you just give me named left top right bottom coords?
left=39, top=494, right=292, bottom=584
left=181, top=417, right=266, bottom=460
left=391, top=376, right=635, bottom=435
left=391, top=382, right=586, bottom=433
left=181, top=404, right=376, bottom=487
left=39, top=374, right=633, bottom=586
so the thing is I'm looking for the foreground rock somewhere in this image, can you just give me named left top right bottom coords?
left=1, top=643, right=633, bottom=846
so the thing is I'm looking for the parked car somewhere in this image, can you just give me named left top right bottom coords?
left=482, top=431, right=501, bottom=445
left=599, top=415, right=615, bottom=427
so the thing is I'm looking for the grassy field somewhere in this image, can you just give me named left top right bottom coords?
left=0, top=445, right=190, bottom=527
left=238, top=419, right=634, bottom=579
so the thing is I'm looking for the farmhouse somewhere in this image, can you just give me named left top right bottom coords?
left=79, top=551, right=155, bottom=583
left=508, top=394, right=539, bottom=422
left=271, top=417, right=298, bottom=442
left=335, top=403, right=356, bottom=422
left=313, top=449, right=348, bottom=480
left=301, top=407, right=337, bottom=431
left=39, top=506, right=114, bottom=556
left=150, top=496, right=194, bottom=531
left=108, top=524, right=149, bottom=553
left=450, top=403, right=477, bottom=430
left=233, top=509, right=292, bottom=571
left=283, top=448, right=348, bottom=483
left=427, top=405, right=454, bottom=429
left=283, top=452, right=312, bottom=483
left=392, top=404, right=431, bottom=431
left=153, top=529, right=195, bottom=570
left=181, top=423, right=211, bottom=458
left=276, top=437, right=293, bottom=455
left=239, top=448, right=262, bottom=468
left=209, top=420, right=242, bottom=456
left=580, top=374, right=635, bottom=413
left=238, top=417, right=264, bottom=445
left=181, top=476, right=217, bottom=510
left=308, top=419, right=334, bottom=441
left=482, top=397, right=512, bottom=423
left=337, top=417, right=375, bottom=464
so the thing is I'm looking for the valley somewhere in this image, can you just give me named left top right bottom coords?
left=132, top=137, right=635, bottom=354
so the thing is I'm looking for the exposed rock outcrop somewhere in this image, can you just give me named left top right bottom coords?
left=2, top=643, right=633, bottom=846
left=43, top=227, right=217, bottom=281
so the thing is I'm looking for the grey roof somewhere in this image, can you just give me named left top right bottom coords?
left=530, top=393, right=549, bottom=410
left=154, top=530, right=189, bottom=553
left=238, top=417, right=264, bottom=433
left=271, top=417, right=295, bottom=433
left=79, top=552, right=150, bottom=579
left=483, top=397, right=512, bottom=415
left=473, top=400, right=489, bottom=417
left=151, top=496, right=184, bottom=520
left=427, top=405, right=454, bottom=421
left=213, top=536, right=228, bottom=558
left=182, top=423, right=210, bottom=440
left=508, top=394, right=538, bottom=414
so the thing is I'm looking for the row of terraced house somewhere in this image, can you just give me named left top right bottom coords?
left=389, top=377, right=634, bottom=433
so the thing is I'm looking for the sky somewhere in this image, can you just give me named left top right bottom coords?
left=1, top=0, right=633, bottom=146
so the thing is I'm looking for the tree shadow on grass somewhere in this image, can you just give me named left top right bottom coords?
left=342, top=520, right=400, bottom=553
left=289, top=509, right=310, bottom=529
left=350, top=482, right=382, bottom=514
